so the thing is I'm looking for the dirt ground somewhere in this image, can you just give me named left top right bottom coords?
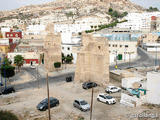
left=0, top=77, right=160, bottom=120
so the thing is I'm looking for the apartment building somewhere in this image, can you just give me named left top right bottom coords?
left=101, top=33, right=138, bottom=63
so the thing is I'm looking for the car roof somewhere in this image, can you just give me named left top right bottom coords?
left=75, top=99, right=86, bottom=102
left=84, top=81, right=96, bottom=84
left=107, top=86, right=116, bottom=88
left=42, top=97, right=57, bottom=102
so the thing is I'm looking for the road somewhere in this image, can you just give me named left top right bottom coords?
left=109, top=47, right=159, bottom=70
left=13, top=67, right=74, bottom=91
left=13, top=47, right=159, bottom=90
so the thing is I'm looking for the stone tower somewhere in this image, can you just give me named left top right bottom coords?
left=74, top=33, right=109, bottom=86
left=44, top=23, right=61, bottom=72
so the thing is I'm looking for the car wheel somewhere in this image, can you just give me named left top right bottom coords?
left=97, top=98, right=100, bottom=101
left=80, top=108, right=83, bottom=111
left=106, top=101, right=109, bottom=104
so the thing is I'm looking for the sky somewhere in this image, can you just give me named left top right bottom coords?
left=0, top=0, right=54, bottom=11
left=0, top=0, right=160, bottom=11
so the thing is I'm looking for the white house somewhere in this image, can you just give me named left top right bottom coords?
left=147, top=71, right=160, bottom=105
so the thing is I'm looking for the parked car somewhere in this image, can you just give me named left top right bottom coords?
left=105, top=86, right=121, bottom=93
left=2, top=86, right=15, bottom=95
left=97, top=93, right=116, bottom=104
left=30, top=65, right=36, bottom=69
left=37, top=97, right=59, bottom=111
left=73, top=99, right=90, bottom=111
left=82, top=82, right=97, bottom=89
left=66, top=76, right=72, bottom=82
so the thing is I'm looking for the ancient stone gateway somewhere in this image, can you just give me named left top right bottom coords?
left=74, top=33, right=109, bottom=86
left=44, top=23, right=61, bottom=72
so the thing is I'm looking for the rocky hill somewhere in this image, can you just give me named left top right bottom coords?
left=0, top=0, right=144, bottom=24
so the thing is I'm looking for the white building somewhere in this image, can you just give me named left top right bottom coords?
left=25, top=25, right=46, bottom=35
left=1, top=27, right=10, bottom=36
left=0, top=38, right=9, bottom=45
left=54, top=24, right=91, bottom=34
left=101, top=33, right=138, bottom=63
left=147, top=71, right=160, bottom=104
left=117, top=12, right=160, bottom=31
left=142, top=43, right=160, bottom=52
left=61, top=34, right=81, bottom=64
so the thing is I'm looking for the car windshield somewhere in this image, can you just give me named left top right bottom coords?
left=80, top=100, right=88, bottom=105
left=40, top=99, right=47, bottom=104
left=106, top=96, right=113, bottom=99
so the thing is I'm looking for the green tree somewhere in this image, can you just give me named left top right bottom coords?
left=0, top=110, right=18, bottom=120
left=14, top=55, right=24, bottom=72
left=0, top=58, right=15, bottom=83
left=65, top=57, right=72, bottom=63
left=1, top=65, right=15, bottom=79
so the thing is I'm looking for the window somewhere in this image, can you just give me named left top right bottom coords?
left=120, top=45, right=122, bottom=47
left=112, top=45, right=114, bottom=47
left=98, top=46, right=101, bottom=49
left=62, top=47, right=64, bottom=49
left=115, top=45, right=117, bottom=47
left=15, top=34, right=18, bottom=37
left=125, top=45, right=128, bottom=48
left=109, top=44, right=110, bottom=47
left=67, top=47, right=70, bottom=50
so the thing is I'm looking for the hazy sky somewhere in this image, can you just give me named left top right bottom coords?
left=0, top=0, right=54, bottom=11
left=0, top=0, right=160, bottom=11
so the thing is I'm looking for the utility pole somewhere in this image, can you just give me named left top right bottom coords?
left=37, top=66, right=39, bottom=89
left=90, top=87, right=94, bottom=120
left=46, top=73, right=51, bottom=120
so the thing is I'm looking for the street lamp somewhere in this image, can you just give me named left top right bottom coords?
left=113, top=50, right=118, bottom=69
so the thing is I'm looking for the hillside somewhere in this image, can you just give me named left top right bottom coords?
left=0, top=0, right=144, bottom=24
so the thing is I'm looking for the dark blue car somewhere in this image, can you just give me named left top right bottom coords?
left=37, top=97, right=59, bottom=111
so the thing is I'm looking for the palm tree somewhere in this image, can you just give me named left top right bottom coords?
left=14, top=55, right=24, bottom=72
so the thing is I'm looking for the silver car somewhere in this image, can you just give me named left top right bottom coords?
left=73, top=99, right=90, bottom=111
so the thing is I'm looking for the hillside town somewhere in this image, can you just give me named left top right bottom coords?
left=0, top=0, right=160, bottom=120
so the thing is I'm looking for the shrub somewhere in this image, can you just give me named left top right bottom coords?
left=65, top=57, right=72, bottom=64
left=108, top=8, right=113, bottom=13
left=54, top=62, right=61, bottom=68
left=0, top=110, right=18, bottom=120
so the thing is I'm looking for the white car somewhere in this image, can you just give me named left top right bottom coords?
left=105, top=86, right=121, bottom=93
left=97, top=93, right=116, bottom=104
